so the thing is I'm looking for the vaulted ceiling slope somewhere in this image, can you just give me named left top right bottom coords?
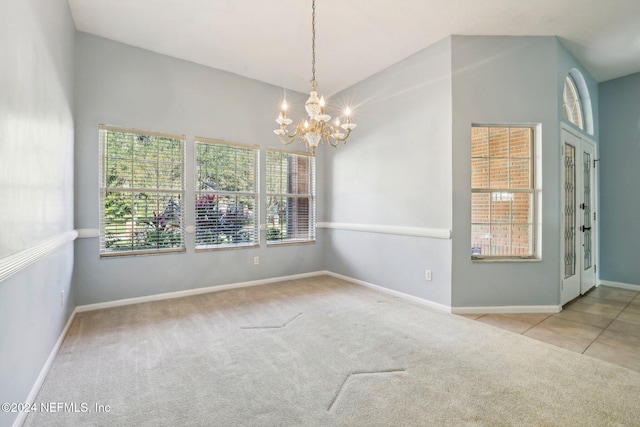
left=68, top=0, right=640, bottom=94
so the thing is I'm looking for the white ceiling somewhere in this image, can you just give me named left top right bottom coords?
left=67, top=0, right=640, bottom=95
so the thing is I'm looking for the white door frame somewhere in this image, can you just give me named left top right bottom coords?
left=560, top=123, right=599, bottom=306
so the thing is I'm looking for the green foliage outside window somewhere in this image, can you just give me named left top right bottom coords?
left=101, top=127, right=184, bottom=254
left=195, top=140, right=258, bottom=248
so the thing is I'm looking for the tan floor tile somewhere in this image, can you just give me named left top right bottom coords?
left=579, top=295, right=629, bottom=308
left=587, top=286, right=638, bottom=304
left=596, top=329, right=640, bottom=352
left=607, top=319, right=640, bottom=340
left=623, top=303, right=640, bottom=313
left=476, top=313, right=551, bottom=334
left=468, top=289, right=640, bottom=372
left=584, top=340, right=640, bottom=372
left=564, top=297, right=626, bottom=319
left=523, top=316, right=603, bottom=353
left=553, top=308, right=613, bottom=329
left=456, top=313, right=484, bottom=320
left=617, top=305, right=640, bottom=325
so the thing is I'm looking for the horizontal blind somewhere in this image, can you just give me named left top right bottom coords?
left=266, top=149, right=316, bottom=243
left=195, top=138, right=259, bottom=249
left=99, top=125, right=185, bottom=256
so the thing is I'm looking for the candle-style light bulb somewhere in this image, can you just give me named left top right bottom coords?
left=277, top=101, right=292, bottom=127
left=340, top=107, right=357, bottom=131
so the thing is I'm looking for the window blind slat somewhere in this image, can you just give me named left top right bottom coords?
left=195, top=138, right=259, bottom=249
left=100, top=125, right=185, bottom=256
left=266, top=149, right=316, bottom=243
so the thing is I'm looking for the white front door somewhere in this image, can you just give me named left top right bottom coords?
left=579, top=139, right=597, bottom=295
left=561, top=129, right=597, bottom=305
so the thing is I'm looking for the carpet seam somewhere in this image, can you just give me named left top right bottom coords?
left=326, top=369, right=406, bottom=412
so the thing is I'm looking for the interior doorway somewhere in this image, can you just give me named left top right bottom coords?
left=561, top=127, right=598, bottom=305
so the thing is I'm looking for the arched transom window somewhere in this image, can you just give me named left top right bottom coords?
left=562, top=75, right=584, bottom=130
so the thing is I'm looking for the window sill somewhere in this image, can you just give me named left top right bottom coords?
left=471, top=257, right=541, bottom=263
left=100, top=247, right=186, bottom=258
left=267, top=239, right=316, bottom=247
left=195, top=243, right=260, bottom=252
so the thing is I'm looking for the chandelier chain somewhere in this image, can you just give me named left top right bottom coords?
left=273, top=0, right=357, bottom=155
left=311, top=0, right=316, bottom=87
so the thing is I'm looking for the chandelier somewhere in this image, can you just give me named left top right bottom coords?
left=274, top=0, right=357, bottom=155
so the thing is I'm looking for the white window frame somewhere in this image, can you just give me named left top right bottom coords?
left=266, top=148, right=316, bottom=245
left=471, top=124, right=541, bottom=260
left=562, top=75, right=584, bottom=131
left=99, top=124, right=185, bottom=257
left=194, top=137, right=259, bottom=250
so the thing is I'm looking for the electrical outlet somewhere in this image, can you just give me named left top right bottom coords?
left=254, top=256, right=260, bottom=265
left=425, top=270, right=432, bottom=281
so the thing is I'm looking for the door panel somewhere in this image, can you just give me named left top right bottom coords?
left=581, top=141, right=596, bottom=294
left=561, top=129, right=597, bottom=305
left=562, top=135, right=580, bottom=304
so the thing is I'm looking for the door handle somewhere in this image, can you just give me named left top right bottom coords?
left=580, top=226, right=592, bottom=232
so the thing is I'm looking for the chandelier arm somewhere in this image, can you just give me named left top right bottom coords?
left=278, top=126, right=301, bottom=145
left=273, top=0, right=356, bottom=153
left=324, top=129, right=340, bottom=148
left=332, top=127, right=353, bottom=142
left=324, top=123, right=336, bottom=135
left=279, top=136, right=295, bottom=146
left=279, top=134, right=297, bottom=146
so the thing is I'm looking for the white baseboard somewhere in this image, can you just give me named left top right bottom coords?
left=16, top=272, right=325, bottom=426
left=76, top=271, right=326, bottom=312
left=13, top=308, right=78, bottom=427
left=16, top=269, right=570, bottom=427
left=599, top=280, right=640, bottom=291
left=324, top=271, right=452, bottom=313
left=323, top=271, right=561, bottom=314
left=451, top=305, right=561, bottom=315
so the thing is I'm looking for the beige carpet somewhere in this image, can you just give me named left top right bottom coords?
left=25, top=276, right=640, bottom=426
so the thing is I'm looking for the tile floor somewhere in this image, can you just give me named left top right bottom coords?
left=459, top=285, right=640, bottom=372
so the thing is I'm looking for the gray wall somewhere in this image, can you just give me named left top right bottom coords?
left=451, top=36, right=563, bottom=307
left=324, top=37, right=453, bottom=306
left=0, top=0, right=76, bottom=426
left=599, top=72, right=640, bottom=286
left=324, top=35, right=604, bottom=309
left=73, top=33, right=326, bottom=305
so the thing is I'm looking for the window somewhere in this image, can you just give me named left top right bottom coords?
left=266, top=149, right=316, bottom=243
left=100, top=125, right=185, bottom=256
left=562, top=75, right=584, bottom=130
left=471, top=125, right=536, bottom=259
left=195, top=138, right=259, bottom=249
